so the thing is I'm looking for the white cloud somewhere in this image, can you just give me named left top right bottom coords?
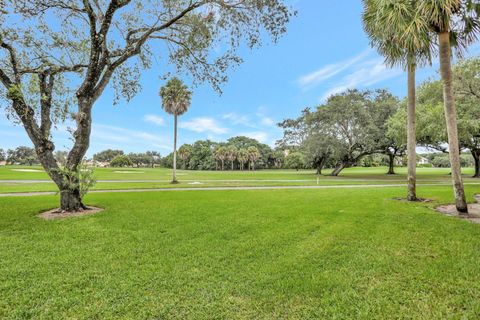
left=222, top=112, right=253, bottom=127
left=144, top=114, right=165, bottom=126
left=320, top=58, right=403, bottom=101
left=260, top=117, right=275, bottom=126
left=179, top=117, right=228, bottom=134
left=239, top=131, right=268, bottom=143
left=298, top=49, right=371, bottom=90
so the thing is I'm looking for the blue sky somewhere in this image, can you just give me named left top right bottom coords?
left=1, top=0, right=479, bottom=157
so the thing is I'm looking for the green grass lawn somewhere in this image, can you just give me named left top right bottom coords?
left=1, top=166, right=479, bottom=194
left=0, top=165, right=476, bottom=181
left=1, top=186, right=480, bottom=318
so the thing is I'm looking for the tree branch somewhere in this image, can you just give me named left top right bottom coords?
left=39, top=73, right=54, bottom=138
left=0, top=40, right=20, bottom=83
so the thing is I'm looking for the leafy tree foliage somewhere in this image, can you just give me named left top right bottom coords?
left=93, top=149, right=124, bottom=163
left=390, top=57, right=480, bottom=177
left=0, top=148, right=5, bottom=161
left=6, top=146, right=38, bottom=165
left=279, top=89, right=401, bottom=176
left=162, top=136, right=274, bottom=171
left=0, top=0, right=292, bottom=211
left=284, top=152, right=305, bottom=170
left=110, top=155, right=133, bottom=168
left=128, top=152, right=161, bottom=168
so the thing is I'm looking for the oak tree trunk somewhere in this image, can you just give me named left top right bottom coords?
left=387, top=153, right=395, bottom=175
left=59, top=187, right=85, bottom=212
left=331, top=162, right=347, bottom=176
left=472, top=150, right=480, bottom=178
left=316, top=166, right=322, bottom=175
left=439, top=31, right=468, bottom=214
left=407, top=62, right=417, bottom=201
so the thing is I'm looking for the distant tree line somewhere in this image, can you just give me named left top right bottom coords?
left=161, top=136, right=281, bottom=171
left=277, top=57, right=480, bottom=177
left=0, top=146, right=38, bottom=165
left=92, top=149, right=162, bottom=168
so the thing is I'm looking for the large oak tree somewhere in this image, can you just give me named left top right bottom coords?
left=0, top=0, right=291, bottom=211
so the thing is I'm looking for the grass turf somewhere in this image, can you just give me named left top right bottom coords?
left=0, top=166, right=479, bottom=194
left=1, top=186, right=480, bottom=318
left=0, top=165, right=476, bottom=181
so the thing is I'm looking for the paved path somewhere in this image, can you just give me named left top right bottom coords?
left=1, top=182, right=479, bottom=197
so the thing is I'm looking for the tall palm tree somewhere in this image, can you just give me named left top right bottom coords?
left=247, top=146, right=260, bottom=171
left=363, top=0, right=434, bottom=201
left=226, top=145, right=238, bottom=170
left=419, top=0, right=479, bottom=214
left=237, top=148, right=249, bottom=171
left=159, top=77, right=192, bottom=183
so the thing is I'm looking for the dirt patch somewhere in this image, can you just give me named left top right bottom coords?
left=392, top=197, right=433, bottom=203
left=39, top=206, right=103, bottom=220
left=435, top=204, right=480, bottom=224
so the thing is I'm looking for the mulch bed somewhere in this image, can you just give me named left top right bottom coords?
left=392, top=197, right=433, bottom=203
left=39, top=206, right=103, bottom=220
left=435, top=194, right=480, bottom=224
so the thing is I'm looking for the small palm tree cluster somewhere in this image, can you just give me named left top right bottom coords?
left=159, top=77, right=192, bottom=183
left=178, top=145, right=192, bottom=169
left=362, top=0, right=480, bottom=214
left=214, top=145, right=260, bottom=171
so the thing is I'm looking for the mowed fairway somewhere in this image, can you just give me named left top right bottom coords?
left=1, top=184, right=480, bottom=318
left=1, top=166, right=480, bottom=194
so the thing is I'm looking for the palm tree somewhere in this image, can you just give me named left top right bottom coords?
left=418, top=0, right=479, bottom=214
left=226, top=145, right=238, bottom=170
left=247, top=146, right=260, bottom=171
left=178, top=144, right=192, bottom=169
left=237, top=148, right=249, bottom=171
left=363, top=0, right=433, bottom=201
left=159, top=77, right=192, bottom=183
left=214, top=146, right=227, bottom=171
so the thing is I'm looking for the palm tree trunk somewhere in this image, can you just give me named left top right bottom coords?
left=231, top=161, right=234, bottom=171
left=407, top=62, right=417, bottom=201
left=172, top=114, right=178, bottom=183
left=439, top=31, right=468, bottom=214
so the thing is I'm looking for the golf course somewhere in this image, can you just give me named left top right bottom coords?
left=1, top=167, right=480, bottom=318
left=2, top=0, right=480, bottom=318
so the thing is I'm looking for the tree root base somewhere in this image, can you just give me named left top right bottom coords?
left=435, top=195, right=480, bottom=224
left=39, top=206, right=103, bottom=220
